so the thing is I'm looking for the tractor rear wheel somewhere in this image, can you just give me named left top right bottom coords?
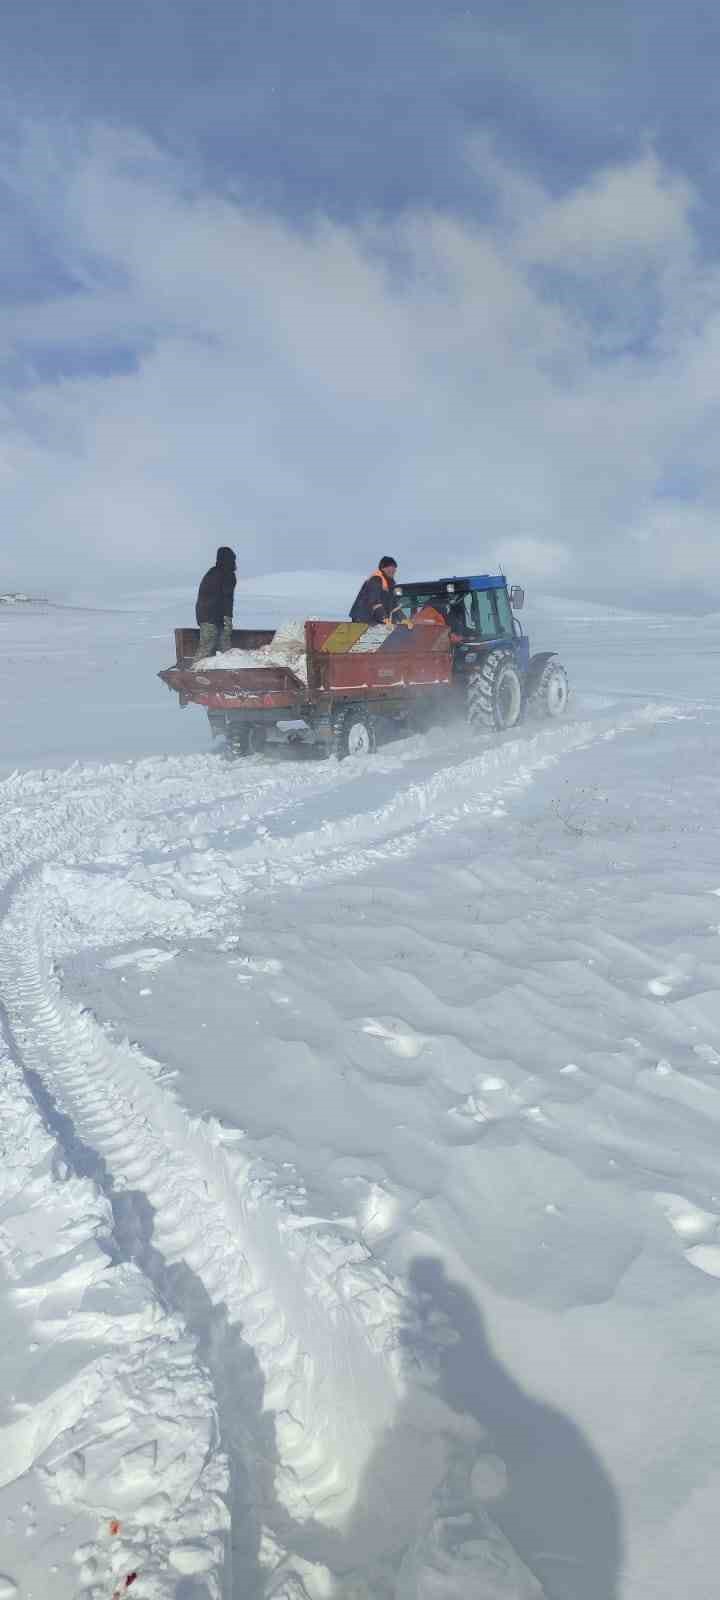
left=467, top=650, right=523, bottom=732
left=529, top=659, right=569, bottom=719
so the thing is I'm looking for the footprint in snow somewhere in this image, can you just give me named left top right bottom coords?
left=448, top=1077, right=519, bottom=1130
left=357, top=1181, right=399, bottom=1242
left=654, top=1193, right=720, bottom=1277
left=694, top=1043, right=720, bottom=1067
left=647, top=976, right=675, bottom=997
left=686, top=1245, right=720, bottom=1278
left=169, top=1545, right=216, bottom=1574
left=654, top=1192, right=718, bottom=1242
left=362, top=1019, right=426, bottom=1059
left=232, top=955, right=283, bottom=975
left=351, top=1019, right=429, bottom=1083
left=448, top=1093, right=495, bottom=1128
left=105, top=946, right=177, bottom=974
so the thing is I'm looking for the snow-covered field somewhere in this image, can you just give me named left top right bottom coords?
left=3, top=576, right=720, bottom=1598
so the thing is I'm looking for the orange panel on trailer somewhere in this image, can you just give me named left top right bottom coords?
left=305, top=618, right=452, bottom=693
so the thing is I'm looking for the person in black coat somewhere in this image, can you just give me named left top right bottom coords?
left=350, top=557, right=404, bottom=626
left=195, top=546, right=237, bottom=657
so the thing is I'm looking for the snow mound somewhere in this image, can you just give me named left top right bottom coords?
left=195, top=619, right=308, bottom=682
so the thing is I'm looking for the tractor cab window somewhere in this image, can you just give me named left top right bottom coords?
left=447, top=594, right=473, bottom=634
left=493, top=587, right=514, bottom=637
left=475, top=588, right=498, bottom=639
left=397, top=590, right=455, bottom=624
left=396, top=591, right=422, bottom=617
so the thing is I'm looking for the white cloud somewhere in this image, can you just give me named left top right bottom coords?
left=521, top=152, right=694, bottom=264
left=2, top=124, right=720, bottom=606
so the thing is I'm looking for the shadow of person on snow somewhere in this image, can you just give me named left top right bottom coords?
left=260, top=1253, right=622, bottom=1600
left=400, top=1256, right=623, bottom=1600
left=25, top=1048, right=622, bottom=1598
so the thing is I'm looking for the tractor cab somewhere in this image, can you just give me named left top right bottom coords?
left=392, top=571, right=566, bottom=730
left=394, top=574, right=528, bottom=673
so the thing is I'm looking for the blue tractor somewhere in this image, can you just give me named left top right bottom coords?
left=393, top=573, right=568, bottom=731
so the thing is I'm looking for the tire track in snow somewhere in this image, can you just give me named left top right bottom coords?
left=0, top=1041, right=229, bottom=1599
left=0, top=748, right=368, bottom=894
left=126, top=704, right=681, bottom=919
left=0, top=702, right=683, bottom=1594
left=0, top=882, right=405, bottom=1531
left=0, top=752, right=412, bottom=1592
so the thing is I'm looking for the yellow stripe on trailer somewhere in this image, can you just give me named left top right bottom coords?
left=320, top=622, right=368, bottom=653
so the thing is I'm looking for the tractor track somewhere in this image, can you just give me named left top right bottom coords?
left=0, top=702, right=681, bottom=1595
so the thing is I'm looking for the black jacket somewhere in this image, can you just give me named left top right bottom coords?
left=196, top=547, right=237, bottom=626
left=350, top=570, right=402, bottom=625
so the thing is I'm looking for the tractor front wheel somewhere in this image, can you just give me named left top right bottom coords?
left=529, top=659, right=569, bottom=719
left=467, top=650, right=523, bottom=733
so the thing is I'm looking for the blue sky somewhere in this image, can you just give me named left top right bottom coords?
left=2, top=0, right=720, bottom=606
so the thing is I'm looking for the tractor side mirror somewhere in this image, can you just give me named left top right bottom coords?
left=509, top=585, right=525, bottom=610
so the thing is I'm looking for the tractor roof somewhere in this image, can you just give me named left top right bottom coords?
left=395, top=574, right=507, bottom=595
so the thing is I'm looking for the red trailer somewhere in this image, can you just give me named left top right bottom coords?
left=159, top=619, right=453, bottom=756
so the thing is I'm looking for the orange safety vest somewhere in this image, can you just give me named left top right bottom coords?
left=414, top=604, right=445, bottom=625
left=350, top=567, right=400, bottom=625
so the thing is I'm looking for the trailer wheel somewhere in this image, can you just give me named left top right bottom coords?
left=528, top=659, right=569, bottom=719
left=227, top=724, right=266, bottom=757
left=227, top=727, right=249, bottom=757
left=467, top=650, right=523, bottom=732
left=334, top=711, right=377, bottom=760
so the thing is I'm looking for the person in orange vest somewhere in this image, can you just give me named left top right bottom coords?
left=350, top=557, right=404, bottom=626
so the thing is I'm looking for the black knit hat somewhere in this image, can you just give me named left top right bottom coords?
left=216, top=546, right=236, bottom=565
left=378, top=556, right=397, bottom=570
